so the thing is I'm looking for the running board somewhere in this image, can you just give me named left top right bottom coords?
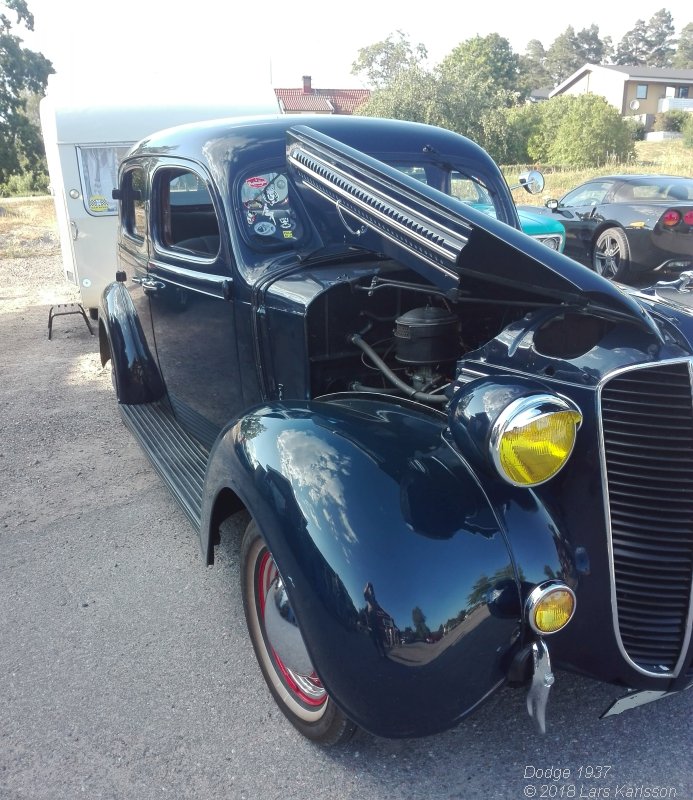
left=120, top=402, right=209, bottom=530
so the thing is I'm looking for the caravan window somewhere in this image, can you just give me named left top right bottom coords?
left=78, top=145, right=131, bottom=216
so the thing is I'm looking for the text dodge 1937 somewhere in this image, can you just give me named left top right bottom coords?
left=100, top=114, right=693, bottom=745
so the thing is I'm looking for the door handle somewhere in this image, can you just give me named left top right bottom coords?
left=131, top=275, right=165, bottom=293
left=141, top=278, right=165, bottom=291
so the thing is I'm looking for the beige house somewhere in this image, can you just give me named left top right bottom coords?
left=550, top=64, right=693, bottom=127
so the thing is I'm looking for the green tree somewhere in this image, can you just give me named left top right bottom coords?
left=411, top=606, right=430, bottom=640
left=615, top=9, right=676, bottom=66
left=351, top=30, right=428, bottom=89
left=645, top=9, right=676, bottom=66
left=673, top=22, right=693, bottom=68
left=545, top=28, right=580, bottom=85
left=356, top=65, right=439, bottom=125
left=614, top=18, right=649, bottom=65
left=528, top=94, right=634, bottom=168
left=0, top=1, right=53, bottom=184
left=498, top=103, right=543, bottom=164
left=430, top=34, right=523, bottom=156
left=519, top=39, right=552, bottom=92
left=437, top=34, right=521, bottom=97
left=575, top=24, right=612, bottom=64
left=545, top=25, right=610, bottom=85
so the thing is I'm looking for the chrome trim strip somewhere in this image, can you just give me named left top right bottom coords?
left=288, top=141, right=470, bottom=281
left=596, top=356, right=693, bottom=678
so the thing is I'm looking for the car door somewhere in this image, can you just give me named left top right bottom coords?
left=553, top=181, right=614, bottom=264
left=144, top=162, right=250, bottom=448
left=118, top=163, right=158, bottom=357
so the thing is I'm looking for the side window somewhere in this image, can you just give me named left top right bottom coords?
left=560, top=182, right=612, bottom=208
left=154, top=167, right=220, bottom=259
left=450, top=172, right=492, bottom=206
left=635, top=84, right=648, bottom=100
left=122, top=167, right=146, bottom=241
left=395, top=165, right=429, bottom=185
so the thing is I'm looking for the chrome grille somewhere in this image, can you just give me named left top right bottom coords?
left=600, top=361, right=693, bottom=674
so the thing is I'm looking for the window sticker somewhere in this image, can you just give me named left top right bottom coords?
left=240, top=172, right=300, bottom=245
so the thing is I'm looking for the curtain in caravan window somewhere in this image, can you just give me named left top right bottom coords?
left=77, top=145, right=131, bottom=215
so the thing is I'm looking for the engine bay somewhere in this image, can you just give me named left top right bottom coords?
left=303, top=262, right=594, bottom=408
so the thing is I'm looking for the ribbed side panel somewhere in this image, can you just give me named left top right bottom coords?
left=120, top=402, right=208, bottom=529
left=600, top=361, right=693, bottom=673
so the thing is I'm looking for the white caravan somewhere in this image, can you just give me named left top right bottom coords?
left=40, top=80, right=280, bottom=315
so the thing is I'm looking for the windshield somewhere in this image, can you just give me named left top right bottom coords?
left=391, top=163, right=495, bottom=207
left=237, top=156, right=503, bottom=258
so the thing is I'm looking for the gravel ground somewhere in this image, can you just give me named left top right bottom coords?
left=0, top=245, right=691, bottom=800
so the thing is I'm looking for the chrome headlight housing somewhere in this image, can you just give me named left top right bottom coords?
left=526, top=581, right=577, bottom=634
left=490, top=394, right=582, bottom=487
left=448, top=379, right=583, bottom=488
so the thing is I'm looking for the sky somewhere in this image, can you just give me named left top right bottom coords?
left=18, top=0, right=693, bottom=98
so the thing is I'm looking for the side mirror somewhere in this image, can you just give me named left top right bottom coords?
left=517, top=170, right=545, bottom=195
left=545, top=199, right=559, bottom=210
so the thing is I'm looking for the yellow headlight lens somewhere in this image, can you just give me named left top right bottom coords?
left=492, top=396, right=582, bottom=486
left=529, top=586, right=576, bottom=634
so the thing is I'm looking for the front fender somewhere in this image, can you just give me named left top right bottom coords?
left=201, top=397, right=562, bottom=737
left=99, top=281, right=165, bottom=404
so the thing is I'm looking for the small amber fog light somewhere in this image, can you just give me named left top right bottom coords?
left=526, top=582, right=576, bottom=635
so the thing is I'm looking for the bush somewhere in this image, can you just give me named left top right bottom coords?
left=624, top=117, right=646, bottom=141
left=653, top=110, right=690, bottom=132
left=528, top=95, right=634, bottom=168
left=496, top=104, right=543, bottom=164
left=683, top=114, right=693, bottom=148
left=0, top=169, right=49, bottom=197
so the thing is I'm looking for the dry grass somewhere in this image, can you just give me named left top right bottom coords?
left=0, top=196, right=59, bottom=258
left=506, top=139, right=693, bottom=206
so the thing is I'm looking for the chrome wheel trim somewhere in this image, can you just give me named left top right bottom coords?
left=247, top=539, right=328, bottom=721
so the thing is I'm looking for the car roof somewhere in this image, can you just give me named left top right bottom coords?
left=594, top=174, right=691, bottom=183
left=127, top=114, right=499, bottom=173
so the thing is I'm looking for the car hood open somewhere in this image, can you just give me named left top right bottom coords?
left=286, top=125, right=657, bottom=334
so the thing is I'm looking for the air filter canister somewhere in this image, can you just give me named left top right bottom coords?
left=394, top=307, right=459, bottom=364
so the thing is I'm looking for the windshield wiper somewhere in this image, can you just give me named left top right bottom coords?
left=297, top=243, right=388, bottom=266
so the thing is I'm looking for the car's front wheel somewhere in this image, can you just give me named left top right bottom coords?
left=241, top=519, right=357, bottom=746
left=593, top=227, right=631, bottom=281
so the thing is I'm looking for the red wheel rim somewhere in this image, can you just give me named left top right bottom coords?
left=257, top=551, right=327, bottom=708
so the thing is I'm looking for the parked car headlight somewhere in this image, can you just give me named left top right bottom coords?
left=532, top=234, right=563, bottom=251
left=490, top=394, right=582, bottom=486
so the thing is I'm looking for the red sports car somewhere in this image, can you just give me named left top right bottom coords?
left=520, top=174, right=693, bottom=282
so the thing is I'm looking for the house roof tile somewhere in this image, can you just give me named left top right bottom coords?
left=274, top=85, right=371, bottom=115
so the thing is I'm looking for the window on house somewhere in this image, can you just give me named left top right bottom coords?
left=677, top=87, right=689, bottom=99
left=635, top=85, right=648, bottom=100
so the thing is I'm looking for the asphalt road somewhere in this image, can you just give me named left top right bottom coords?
left=1, top=253, right=691, bottom=800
